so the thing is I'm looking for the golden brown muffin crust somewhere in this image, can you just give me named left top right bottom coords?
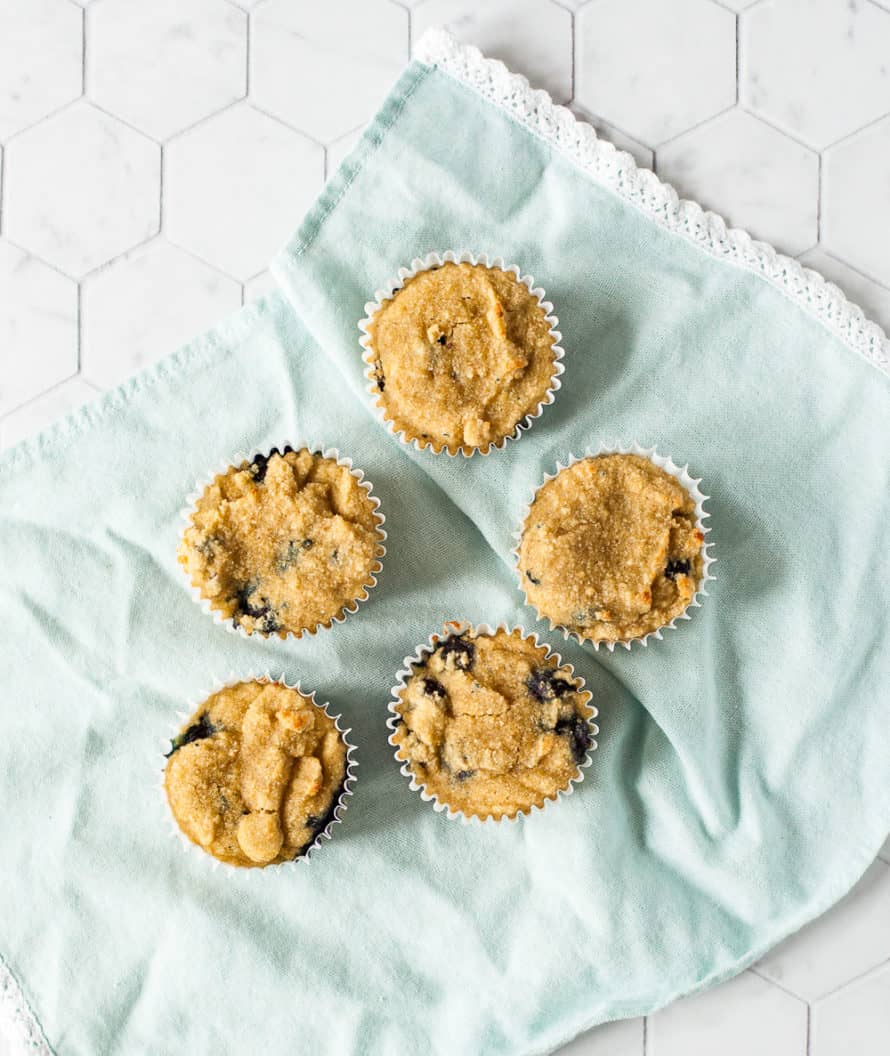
left=366, top=262, right=557, bottom=454
left=164, top=681, right=348, bottom=867
left=391, top=627, right=594, bottom=820
left=178, top=447, right=384, bottom=636
left=518, top=454, right=705, bottom=643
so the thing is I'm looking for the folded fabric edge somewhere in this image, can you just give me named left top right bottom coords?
left=0, top=952, right=53, bottom=1056
left=0, top=293, right=284, bottom=482
left=412, top=27, right=890, bottom=380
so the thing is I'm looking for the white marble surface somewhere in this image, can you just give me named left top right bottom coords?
left=1, top=1, right=890, bottom=1054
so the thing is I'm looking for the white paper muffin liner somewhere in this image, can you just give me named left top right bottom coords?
left=512, top=442, right=717, bottom=652
left=177, top=443, right=386, bottom=639
left=156, top=672, right=358, bottom=875
left=358, top=251, right=565, bottom=457
left=386, top=621, right=598, bottom=824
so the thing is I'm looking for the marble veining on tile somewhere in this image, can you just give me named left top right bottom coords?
left=88, top=0, right=247, bottom=141
left=252, top=0, right=409, bottom=143
left=164, top=102, right=324, bottom=280
left=3, top=101, right=160, bottom=278
left=81, top=237, right=242, bottom=387
left=821, top=114, right=890, bottom=288
left=0, top=0, right=82, bottom=141
left=741, top=0, right=890, bottom=150
left=657, top=108, right=819, bottom=256
left=575, top=0, right=736, bottom=147
left=413, top=0, right=573, bottom=104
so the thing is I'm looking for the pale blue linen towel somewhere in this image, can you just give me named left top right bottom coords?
left=1, top=30, right=889, bottom=1056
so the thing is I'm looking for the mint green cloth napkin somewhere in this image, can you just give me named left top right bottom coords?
left=2, top=29, right=890, bottom=1056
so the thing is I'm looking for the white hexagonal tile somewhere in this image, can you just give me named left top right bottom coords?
left=798, top=248, right=890, bottom=335
left=555, top=1016, right=644, bottom=1055
left=252, top=0, right=408, bottom=143
left=165, top=103, right=323, bottom=280
left=243, top=269, right=277, bottom=304
left=570, top=104, right=654, bottom=171
left=716, top=0, right=760, bottom=9
left=741, top=0, right=890, bottom=150
left=812, top=964, right=890, bottom=1056
left=81, top=239, right=241, bottom=387
left=657, top=108, right=818, bottom=256
left=648, top=971, right=806, bottom=1056
left=0, top=0, right=82, bottom=141
left=4, top=102, right=159, bottom=278
left=0, top=376, right=102, bottom=450
left=822, top=115, right=890, bottom=287
left=413, top=0, right=573, bottom=104
left=0, top=240, right=77, bottom=416
left=756, top=859, right=890, bottom=1002
left=88, top=0, right=246, bottom=140
left=576, top=0, right=736, bottom=147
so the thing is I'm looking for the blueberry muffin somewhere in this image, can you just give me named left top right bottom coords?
left=518, top=454, right=705, bottom=644
left=164, top=680, right=349, bottom=867
left=179, top=447, right=384, bottom=637
left=390, top=626, right=594, bottom=820
left=365, top=262, right=558, bottom=454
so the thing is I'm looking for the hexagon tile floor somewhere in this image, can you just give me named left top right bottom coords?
left=1, top=1, right=890, bottom=1054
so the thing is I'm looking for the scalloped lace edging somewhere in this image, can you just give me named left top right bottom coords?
left=0, top=956, right=52, bottom=1056
left=414, top=28, right=890, bottom=378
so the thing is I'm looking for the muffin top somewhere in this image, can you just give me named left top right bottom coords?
left=518, top=454, right=705, bottom=644
left=164, top=680, right=348, bottom=868
left=391, top=627, right=594, bottom=820
left=366, top=262, right=557, bottom=454
left=178, top=447, right=384, bottom=637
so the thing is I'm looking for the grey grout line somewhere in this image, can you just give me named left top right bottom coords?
left=76, top=282, right=82, bottom=372
left=74, top=230, right=243, bottom=292
left=735, top=103, right=820, bottom=154
left=2, top=96, right=83, bottom=147
left=816, top=152, right=822, bottom=244
left=653, top=99, right=738, bottom=153
left=570, top=103, right=655, bottom=161
left=806, top=1002, right=813, bottom=1056
left=86, top=97, right=162, bottom=145
left=164, top=98, right=247, bottom=145
left=158, top=143, right=165, bottom=235
left=642, top=1014, right=649, bottom=1055
left=569, top=8, right=575, bottom=104
left=245, top=7, right=251, bottom=98
left=749, top=965, right=811, bottom=1007
left=81, top=1, right=88, bottom=96
left=814, top=953, right=890, bottom=1004
left=818, top=237, right=890, bottom=294
left=736, top=13, right=741, bottom=105
left=245, top=98, right=326, bottom=148
left=2, top=236, right=82, bottom=283
left=0, top=370, right=82, bottom=425
left=819, top=107, right=890, bottom=154
left=406, top=2, right=413, bottom=56
left=162, top=232, right=246, bottom=286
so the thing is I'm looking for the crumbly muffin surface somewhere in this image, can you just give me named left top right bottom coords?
left=391, top=628, right=593, bottom=820
left=367, top=262, right=557, bottom=454
left=518, top=454, right=705, bottom=643
left=164, top=681, right=347, bottom=867
left=178, top=447, right=383, bottom=636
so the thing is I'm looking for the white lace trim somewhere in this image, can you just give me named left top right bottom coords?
left=0, top=957, right=52, bottom=1055
left=414, top=28, right=890, bottom=377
